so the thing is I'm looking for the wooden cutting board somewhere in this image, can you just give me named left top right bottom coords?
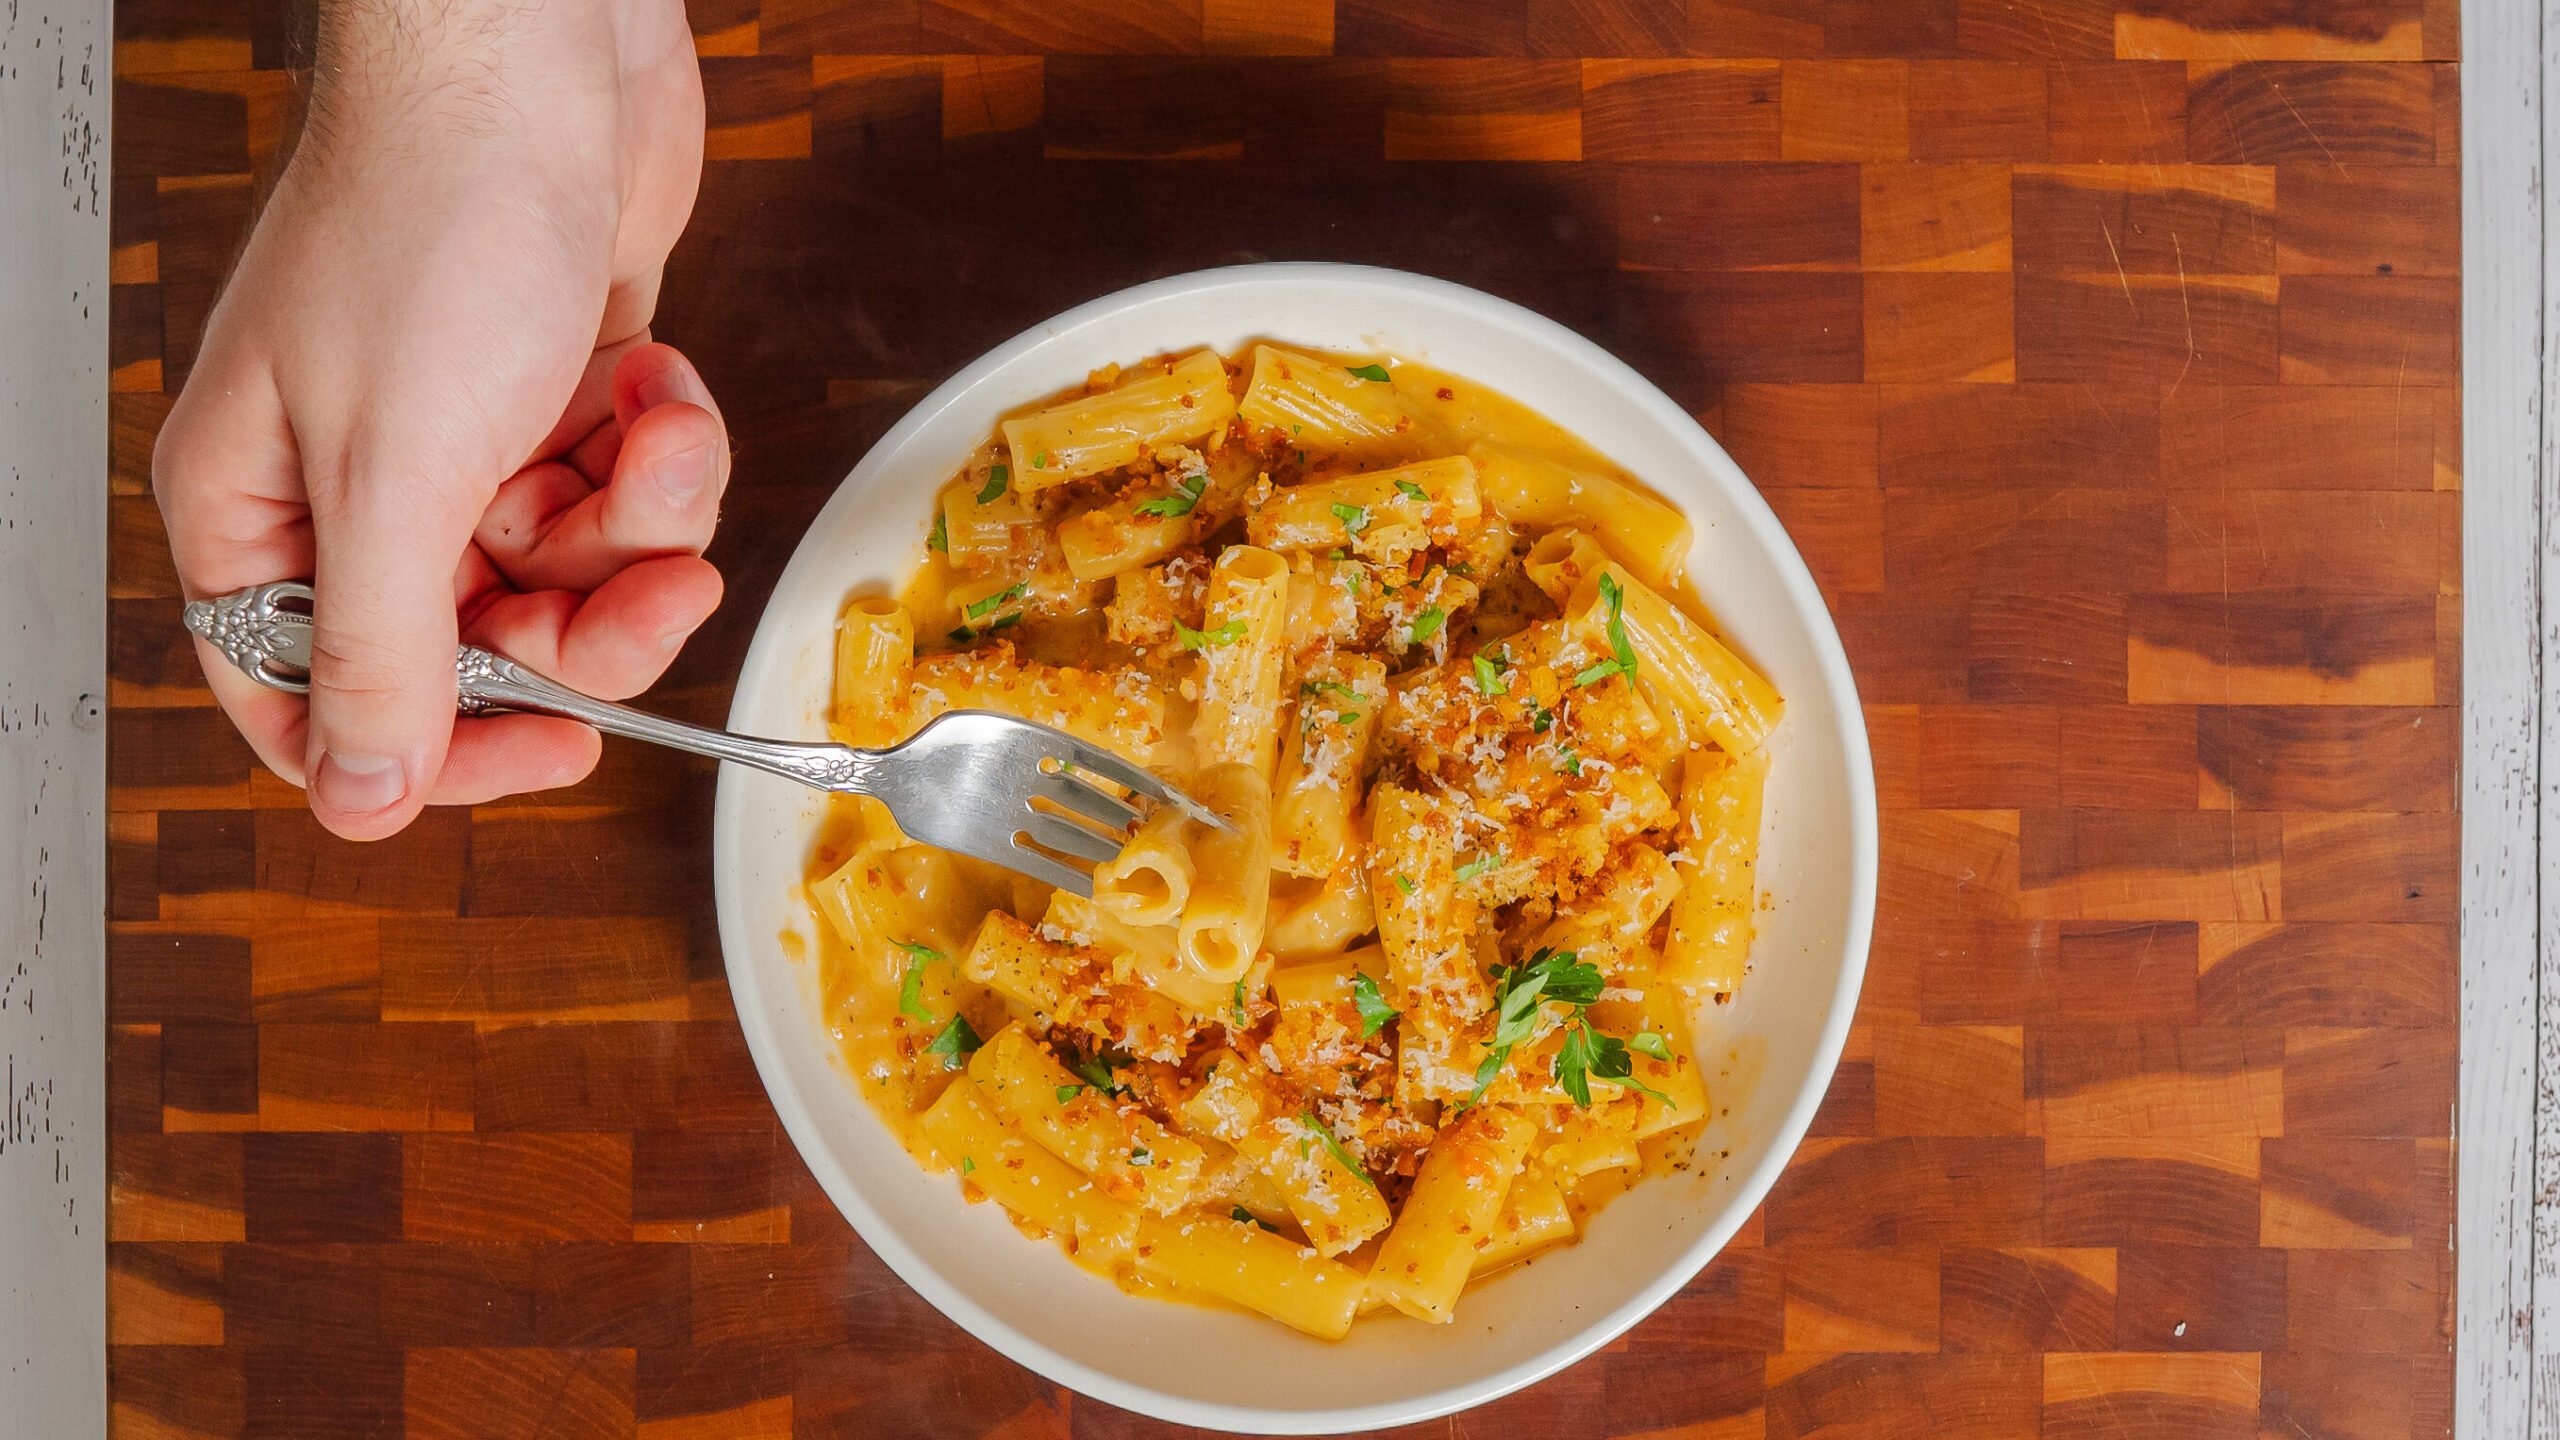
left=102, top=0, right=2459, bottom=1435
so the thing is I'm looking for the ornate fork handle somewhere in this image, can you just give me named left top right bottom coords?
left=451, top=647, right=882, bottom=791
left=184, top=579, right=884, bottom=795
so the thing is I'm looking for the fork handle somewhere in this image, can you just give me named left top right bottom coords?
left=454, top=646, right=882, bottom=793
left=184, top=579, right=882, bottom=795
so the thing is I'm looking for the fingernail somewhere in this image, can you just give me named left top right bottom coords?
left=633, top=358, right=713, bottom=415
left=314, top=751, right=407, bottom=815
left=648, top=438, right=722, bottom=503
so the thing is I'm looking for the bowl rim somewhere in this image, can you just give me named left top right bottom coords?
left=713, top=261, right=1877, bottom=1434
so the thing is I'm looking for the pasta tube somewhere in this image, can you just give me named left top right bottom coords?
left=1246, top=456, right=1480, bottom=567
left=1093, top=802, right=1197, bottom=928
left=1189, top=545, right=1292, bottom=775
left=967, top=1025, right=1205, bottom=1213
left=1131, top=1213, right=1363, bottom=1341
left=1468, top=441, right=1690, bottom=592
left=1367, top=1105, right=1535, bottom=1323
left=1270, top=653, right=1386, bottom=878
left=1660, top=746, right=1767, bottom=991
left=1002, top=350, right=1237, bottom=489
left=1565, top=562, right=1784, bottom=756
left=918, top=1077, right=1142, bottom=1265
left=1176, top=763, right=1273, bottom=985
left=1236, top=345, right=1435, bottom=456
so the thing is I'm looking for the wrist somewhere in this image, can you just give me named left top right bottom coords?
left=307, top=0, right=682, bottom=155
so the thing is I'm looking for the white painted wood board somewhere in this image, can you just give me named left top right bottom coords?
left=0, top=0, right=109, bottom=1432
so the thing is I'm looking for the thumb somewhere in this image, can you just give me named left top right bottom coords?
left=302, top=480, right=472, bottom=839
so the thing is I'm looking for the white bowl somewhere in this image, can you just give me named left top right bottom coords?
left=713, top=263, right=1876, bottom=1434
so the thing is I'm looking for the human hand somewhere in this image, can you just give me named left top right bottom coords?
left=153, top=0, right=719, bottom=840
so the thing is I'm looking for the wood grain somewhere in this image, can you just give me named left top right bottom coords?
left=104, top=0, right=2461, bottom=1434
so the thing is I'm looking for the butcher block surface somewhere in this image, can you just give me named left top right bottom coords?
left=103, top=0, right=2459, bottom=1434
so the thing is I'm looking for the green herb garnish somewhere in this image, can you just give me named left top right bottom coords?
left=1232, top=1205, right=1278, bottom=1233
left=927, top=511, right=948, bottom=553
left=1557, top=747, right=1582, bottom=777
left=1555, top=1021, right=1672, bottom=1109
left=1346, top=363, right=1390, bottom=382
left=965, top=583, right=1025, bottom=621
left=1574, top=574, right=1639, bottom=687
left=1394, top=874, right=1417, bottom=896
left=1409, top=605, right=1447, bottom=643
left=1031, top=450, right=1050, bottom=469
left=1394, top=479, right=1429, bottom=502
left=924, top=1015, right=983, bottom=1070
left=1302, top=679, right=1358, bottom=701
left=1473, top=653, right=1508, bottom=695
left=1528, top=701, right=1555, bottom=734
left=1071, top=1054, right=1123, bottom=1094
left=1130, top=1147, right=1152, bottom=1167
left=1134, top=469, right=1207, bottom=519
left=961, top=1156, right=977, bottom=1175
left=1453, top=854, right=1496, bottom=883
left=1465, top=948, right=1604, bottom=1107
left=1298, top=1112, right=1372, bottom=1184
left=1056, top=1084, right=1085, bottom=1103
left=896, top=941, right=941, bottom=1023
left=1629, top=1032, right=1673, bottom=1062
left=1176, top=618, right=1249, bottom=650
left=1331, top=501, right=1370, bottom=536
left=977, top=465, right=1010, bottom=504
left=1232, top=978, right=1250, bottom=1026
left=1351, top=971, right=1399, bottom=1039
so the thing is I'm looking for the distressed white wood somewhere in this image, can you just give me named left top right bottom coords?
left=0, top=0, right=109, bottom=1432
left=2469, top=0, right=2547, bottom=1435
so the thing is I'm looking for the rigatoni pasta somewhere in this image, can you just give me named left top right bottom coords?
left=801, top=343, right=1782, bottom=1338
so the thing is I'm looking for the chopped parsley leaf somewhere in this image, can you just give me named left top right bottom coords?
left=1453, top=854, right=1497, bottom=883
left=985, top=611, right=1022, bottom=633
left=1231, top=1205, right=1278, bottom=1233
left=1070, top=1055, right=1122, bottom=1094
left=947, top=625, right=975, bottom=643
left=1555, top=1020, right=1672, bottom=1109
left=1298, top=1112, right=1373, bottom=1184
left=924, top=1015, right=982, bottom=1070
left=1393, top=874, right=1417, bottom=896
left=1472, top=653, right=1508, bottom=695
left=1130, top=1147, right=1152, bottom=1167
left=1056, top=1084, right=1085, bottom=1103
left=1629, top=1031, right=1674, bottom=1062
left=1176, top=618, right=1248, bottom=650
left=1331, top=501, right=1370, bottom=536
left=1409, top=605, right=1447, bottom=643
left=927, top=511, right=948, bottom=553
left=1557, top=747, right=1582, bottom=777
left=1232, top=978, right=1250, bottom=1026
left=1338, top=711, right=1360, bottom=726
left=1301, top=679, right=1358, bottom=701
left=1031, top=450, right=1050, bottom=470
left=1465, top=948, right=1605, bottom=1106
left=1528, top=701, right=1555, bottom=734
left=896, top=941, right=941, bottom=1023
left=1134, top=469, right=1207, bottom=519
left=977, top=465, right=1010, bottom=504
left=1345, top=363, right=1391, bottom=382
left=1351, top=971, right=1399, bottom=1039
left=964, top=583, right=1025, bottom=621
left=1326, top=548, right=1345, bottom=561
left=961, top=1156, right=977, bottom=1175
left=1394, top=478, right=1429, bottom=502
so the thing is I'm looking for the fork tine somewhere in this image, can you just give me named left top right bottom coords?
left=1023, top=809, right=1127, bottom=868
left=1051, top=738, right=1234, bottom=833
left=1034, top=771, right=1144, bottom=833
left=1005, top=840, right=1097, bottom=896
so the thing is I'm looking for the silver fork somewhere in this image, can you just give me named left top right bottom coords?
left=183, top=580, right=1227, bottom=895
